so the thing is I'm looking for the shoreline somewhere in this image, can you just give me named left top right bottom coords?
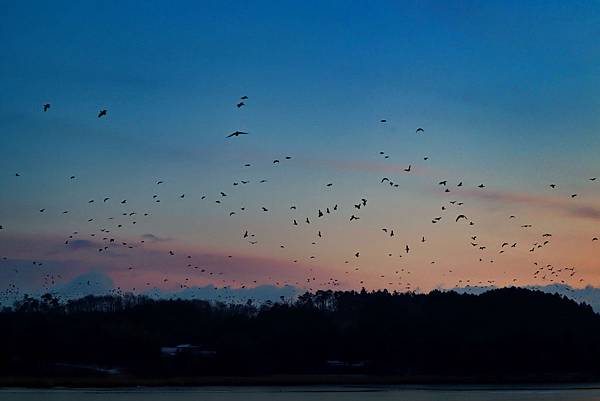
left=2, top=374, right=600, bottom=388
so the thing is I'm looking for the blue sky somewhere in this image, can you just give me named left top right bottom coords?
left=1, top=1, right=599, bottom=297
left=2, top=1, right=599, bottom=176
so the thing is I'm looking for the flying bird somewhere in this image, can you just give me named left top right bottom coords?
left=43, top=103, right=50, bottom=112
left=98, top=109, right=107, bottom=118
left=227, top=131, right=248, bottom=138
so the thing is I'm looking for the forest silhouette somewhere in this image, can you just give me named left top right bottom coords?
left=2, top=287, right=600, bottom=384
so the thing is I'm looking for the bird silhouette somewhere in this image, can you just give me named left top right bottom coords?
left=98, top=109, right=107, bottom=118
left=227, top=131, right=248, bottom=138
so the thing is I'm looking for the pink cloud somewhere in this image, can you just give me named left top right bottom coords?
left=463, top=189, right=600, bottom=221
left=0, top=233, right=323, bottom=293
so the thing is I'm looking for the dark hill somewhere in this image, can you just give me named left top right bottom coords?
left=1, top=287, right=599, bottom=383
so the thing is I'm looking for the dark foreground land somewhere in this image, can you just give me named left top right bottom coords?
left=2, top=288, right=600, bottom=386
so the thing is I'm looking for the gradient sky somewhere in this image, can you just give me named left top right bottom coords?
left=1, top=1, right=600, bottom=299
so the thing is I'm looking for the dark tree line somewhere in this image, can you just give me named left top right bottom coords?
left=1, top=287, right=600, bottom=380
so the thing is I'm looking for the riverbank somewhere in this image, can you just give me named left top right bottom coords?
left=2, top=373, right=600, bottom=388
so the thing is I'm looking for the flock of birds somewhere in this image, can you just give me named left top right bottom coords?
left=0, top=97, right=598, bottom=304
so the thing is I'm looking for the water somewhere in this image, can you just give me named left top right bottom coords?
left=2, top=385, right=600, bottom=401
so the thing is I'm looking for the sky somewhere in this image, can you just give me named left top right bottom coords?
left=1, top=1, right=600, bottom=301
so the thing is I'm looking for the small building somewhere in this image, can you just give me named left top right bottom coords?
left=326, top=359, right=369, bottom=371
left=160, top=344, right=216, bottom=358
